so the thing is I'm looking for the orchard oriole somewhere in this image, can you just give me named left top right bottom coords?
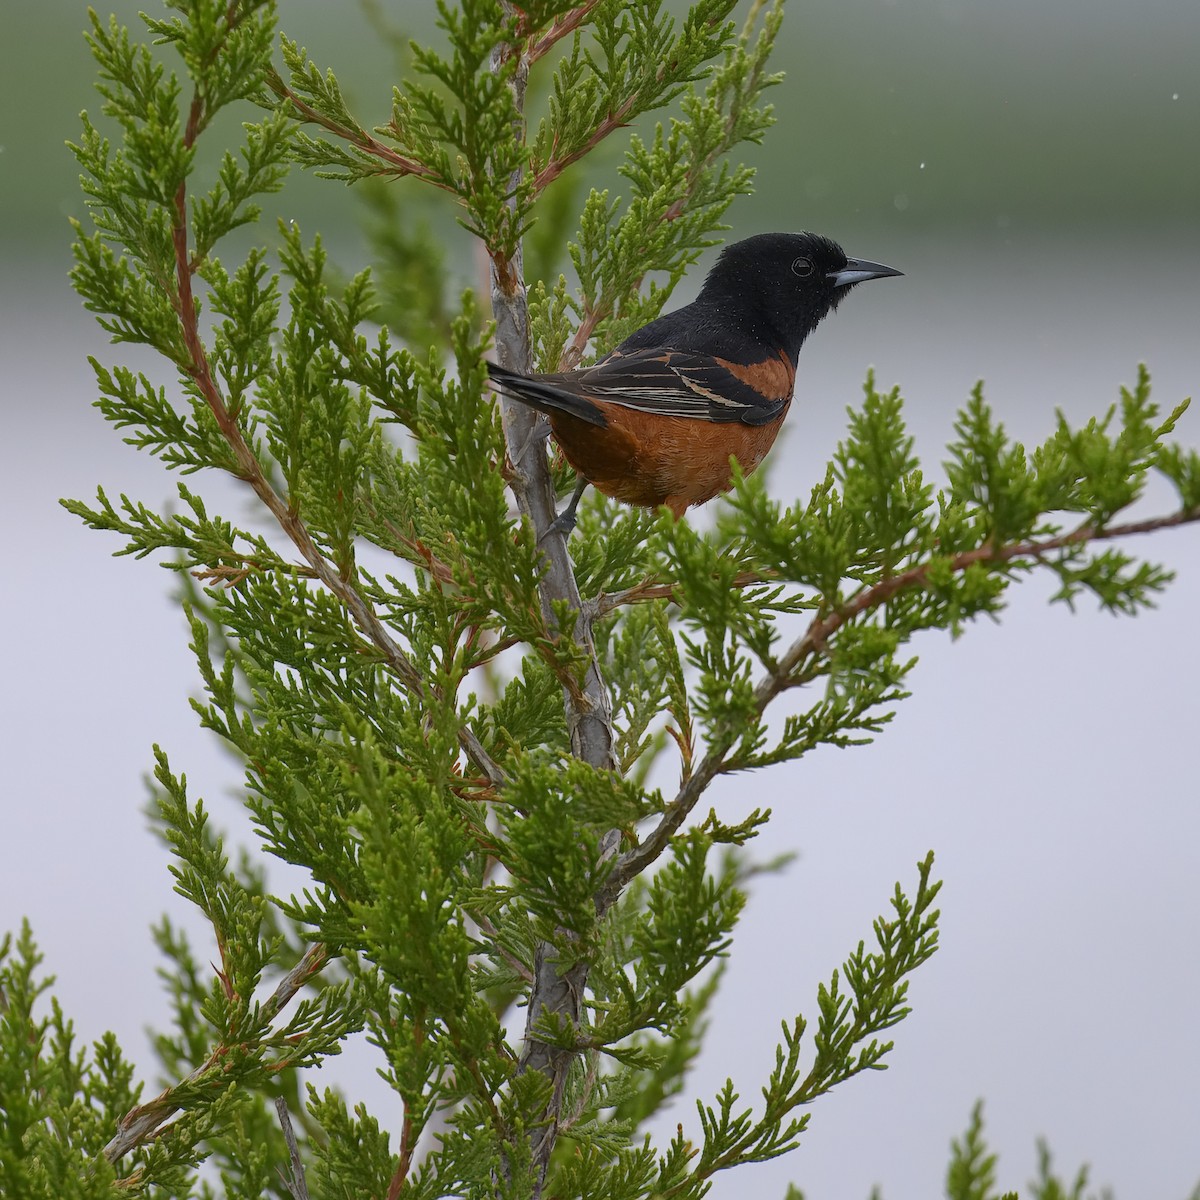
left=488, top=231, right=901, bottom=531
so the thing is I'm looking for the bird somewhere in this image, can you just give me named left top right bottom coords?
left=487, top=231, right=901, bottom=533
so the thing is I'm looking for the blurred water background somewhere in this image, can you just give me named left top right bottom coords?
left=3, top=2, right=1199, bottom=1197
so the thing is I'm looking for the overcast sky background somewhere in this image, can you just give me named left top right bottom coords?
left=2, top=3, right=1200, bottom=1198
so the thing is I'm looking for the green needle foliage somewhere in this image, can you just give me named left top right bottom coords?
left=4, top=0, right=1197, bottom=1197
left=939, top=1101, right=1156, bottom=1200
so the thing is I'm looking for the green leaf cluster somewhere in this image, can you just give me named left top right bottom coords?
left=545, top=0, right=785, bottom=364
left=649, top=367, right=1193, bottom=793
left=0, top=925, right=132, bottom=1198
left=939, top=1099, right=1161, bottom=1200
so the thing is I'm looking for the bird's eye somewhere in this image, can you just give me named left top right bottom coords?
left=791, top=256, right=815, bottom=278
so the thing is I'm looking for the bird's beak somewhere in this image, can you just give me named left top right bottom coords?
left=829, top=257, right=904, bottom=288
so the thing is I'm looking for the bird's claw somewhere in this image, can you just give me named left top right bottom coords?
left=541, top=509, right=578, bottom=542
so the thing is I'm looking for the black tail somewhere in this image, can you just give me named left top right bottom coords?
left=486, top=361, right=607, bottom=428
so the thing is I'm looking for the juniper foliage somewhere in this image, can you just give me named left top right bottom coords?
left=4, top=1, right=1197, bottom=1197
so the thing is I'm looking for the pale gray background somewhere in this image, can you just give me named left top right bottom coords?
left=2, top=3, right=1199, bottom=1197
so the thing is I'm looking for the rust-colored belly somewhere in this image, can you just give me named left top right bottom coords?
left=550, top=400, right=791, bottom=517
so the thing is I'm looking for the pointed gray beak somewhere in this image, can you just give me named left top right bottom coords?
left=829, top=257, right=904, bottom=288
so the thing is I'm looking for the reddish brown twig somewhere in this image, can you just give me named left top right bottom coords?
left=266, top=70, right=456, bottom=194
left=526, top=1, right=604, bottom=63
left=559, top=306, right=607, bottom=372
left=386, top=1103, right=415, bottom=1200
left=588, top=570, right=774, bottom=618
left=532, top=92, right=639, bottom=193
left=105, top=944, right=330, bottom=1167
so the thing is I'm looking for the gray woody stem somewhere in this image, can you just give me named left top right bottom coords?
left=488, top=18, right=617, bottom=1194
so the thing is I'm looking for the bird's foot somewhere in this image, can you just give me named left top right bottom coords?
left=540, top=508, right=578, bottom=541
left=538, top=477, right=589, bottom=542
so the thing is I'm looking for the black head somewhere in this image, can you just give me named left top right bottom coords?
left=696, top=232, right=902, bottom=360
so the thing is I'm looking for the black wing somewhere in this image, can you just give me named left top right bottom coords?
left=575, top=348, right=789, bottom=425
left=488, top=349, right=788, bottom=427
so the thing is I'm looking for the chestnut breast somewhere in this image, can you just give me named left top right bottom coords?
left=548, top=351, right=795, bottom=517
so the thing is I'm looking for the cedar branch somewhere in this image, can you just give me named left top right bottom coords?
left=601, top=503, right=1200, bottom=899
left=167, top=76, right=505, bottom=790
left=105, top=944, right=329, bottom=1165
left=526, top=2, right=604, bottom=63
left=487, top=14, right=617, bottom=1194
left=265, top=68, right=457, bottom=192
